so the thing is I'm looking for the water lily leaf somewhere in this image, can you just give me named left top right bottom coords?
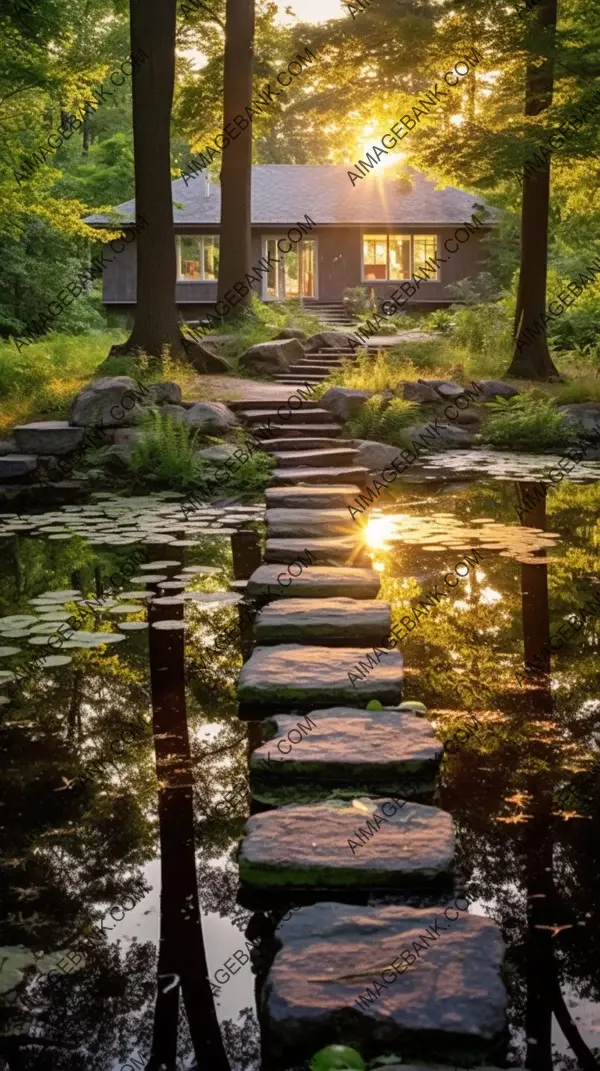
left=309, top=1045, right=365, bottom=1071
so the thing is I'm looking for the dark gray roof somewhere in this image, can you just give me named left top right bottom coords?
left=85, top=164, right=497, bottom=227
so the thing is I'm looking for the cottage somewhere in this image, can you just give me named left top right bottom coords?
left=86, top=164, right=496, bottom=322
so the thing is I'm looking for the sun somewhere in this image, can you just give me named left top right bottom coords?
left=359, top=124, right=405, bottom=170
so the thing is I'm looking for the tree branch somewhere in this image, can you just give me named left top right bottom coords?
left=188, top=0, right=225, bottom=30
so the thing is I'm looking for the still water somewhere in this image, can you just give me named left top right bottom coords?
left=0, top=475, right=599, bottom=1070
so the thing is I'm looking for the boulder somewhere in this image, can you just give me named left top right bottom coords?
left=145, top=381, right=182, bottom=406
left=239, top=338, right=304, bottom=373
left=304, top=331, right=360, bottom=352
left=0, top=440, right=18, bottom=456
left=13, top=421, right=85, bottom=456
left=185, top=341, right=232, bottom=374
left=423, top=379, right=465, bottom=399
left=477, top=379, right=520, bottom=400
left=185, top=401, right=239, bottom=433
left=273, top=327, right=307, bottom=341
left=196, top=443, right=238, bottom=465
left=354, top=439, right=402, bottom=471
left=112, top=427, right=143, bottom=455
left=70, top=376, right=148, bottom=427
left=403, top=423, right=474, bottom=447
left=559, top=402, right=600, bottom=433
left=401, top=381, right=440, bottom=404
left=320, top=387, right=372, bottom=422
left=160, top=404, right=188, bottom=423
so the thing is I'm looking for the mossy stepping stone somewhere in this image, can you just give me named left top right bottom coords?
left=254, top=599, right=391, bottom=646
left=265, top=508, right=356, bottom=538
left=250, top=707, right=441, bottom=798
left=246, top=566, right=380, bottom=601
left=264, top=537, right=362, bottom=565
left=238, top=797, right=454, bottom=890
left=261, top=903, right=507, bottom=1067
left=238, top=646, right=402, bottom=709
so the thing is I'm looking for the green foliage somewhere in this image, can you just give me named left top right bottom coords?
left=197, top=439, right=275, bottom=495
left=346, top=395, right=418, bottom=446
left=309, top=1045, right=365, bottom=1071
left=342, top=286, right=375, bottom=318
left=0, top=330, right=124, bottom=435
left=481, top=393, right=578, bottom=450
left=126, top=411, right=201, bottom=490
left=446, top=272, right=503, bottom=306
left=208, top=293, right=323, bottom=365
left=428, top=309, right=455, bottom=333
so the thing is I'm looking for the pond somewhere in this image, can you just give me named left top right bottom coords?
left=0, top=472, right=599, bottom=1070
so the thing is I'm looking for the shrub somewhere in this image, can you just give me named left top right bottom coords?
left=126, top=410, right=201, bottom=489
left=346, top=395, right=419, bottom=446
left=481, top=393, right=578, bottom=450
left=342, top=286, right=376, bottom=319
left=429, top=309, right=455, bottom=334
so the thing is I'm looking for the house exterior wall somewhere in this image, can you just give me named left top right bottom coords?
left=100, top=223, right=491, bottom=313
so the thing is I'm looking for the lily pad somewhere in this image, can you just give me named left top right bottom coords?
left=0, top=670, right=16, bottom=682
left=1, top=629, right=34, bottom=639
left=177, top=565, right=221, bottom=576
left=0, top=615, right=38, bottom=629
left=118, top=621, right=148, bottom=631
left=93, top=633, right=127, bottom=644
left=139, top=560, right=181, bottom=569
left=129, top=575, right=168, bottom=584
left=151, top=620, right=186, bottom=630
left=107, top=604, right=143, bottom=614
left=0, top=646, right=21, bottom=657
left=38, top=655, right=72, bottom=668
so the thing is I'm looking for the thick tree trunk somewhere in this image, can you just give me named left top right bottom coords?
left=506, top=0, right=560, bottom=380
left=118, top=0, right=188, bottom=359
left=216, top=0, right=255, bottom=308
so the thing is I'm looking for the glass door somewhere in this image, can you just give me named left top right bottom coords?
left=262, top=238, right=316, bottom=299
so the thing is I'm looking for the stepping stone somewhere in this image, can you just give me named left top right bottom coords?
left=254, top=423, right=342, bottom=439
left=262, top=438, right=349, bottom=452
left=246, top=564, right=379, bottom=600
left=265, top=508, right=355, bottom=537
left=238, top=797, right=454, bottom=889
left=269, top=448, right=358, bottom=469
left=260, top=902, right=507, bottom=1067
left=265, top=486, right=360, bottom=509
left=245, top=408, right=336, bottom=426
left=254, top=598, right=390, bottom=645
left=250, top=705, right=442, bottom=801
left=238, top=645, right=402, bottom=708
left=13, top=421, right=85, bottom=456
left=0, top=455, right=38, bottom=479
left=264, top=537, right=363, bottom=565
left=228, top=399, right=323, bottom=412
left=270, top=466, right=368, bottom=486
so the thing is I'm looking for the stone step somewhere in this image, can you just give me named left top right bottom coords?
left=268, top=448, right=358, bottom=470
left=254, top=597, right=390, bottom=645
left=250, top=705, right=442, bottom=801
left=238, top=644, right=402, bottom=708
left=285, top=366, right=339, bottom=375
left=270, top=466, right=368, bottom=486
left=245, top=408, right=336, bottom=426
left=254, top=423, right=342, bottom=440
left=264, top=536, right=363, bottom=565
left=228, top=399, right=323, bottom=412
left=246, top=564, right=379, bottom=600
left=0, top=455, right=39, bottom=479
left=260, top=902, right=507, bottom=1067
left=265, top=486, right=360, bottom=509
left=273, top=377, right=326, bottom=386
left=261, top=437, right=348, bottom=452
left=238, top=796, right=453, bottom=889
left=265, top=508, right=355, bottom=537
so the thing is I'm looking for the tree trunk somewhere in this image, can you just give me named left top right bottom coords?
left=117, top=0, right=188, bottom=359
left=216, top=0, right=255, bottom=309
left=506, top=0, right=560, bottom=380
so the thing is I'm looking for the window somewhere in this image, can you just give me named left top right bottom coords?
left=362, top=233, right=439, bottom=281
left=177, top=235, right=220, bottom=280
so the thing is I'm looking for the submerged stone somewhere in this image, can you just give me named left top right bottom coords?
left=261, top=902, right=507, bottom=1067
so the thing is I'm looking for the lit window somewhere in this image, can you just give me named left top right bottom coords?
left=362, top=234, right=438, bottom=281
left=178, top=236, right=220, bottom=280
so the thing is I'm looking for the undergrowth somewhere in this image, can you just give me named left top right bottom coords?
left=481, top=393, right=578, bottom=449
left=345, top=395, right=419, bottom=446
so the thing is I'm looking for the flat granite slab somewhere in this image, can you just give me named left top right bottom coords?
left=250, top=706, right=442, bottom=799
left=254, top=598, right=390, bottom=645
left=238, top=645, right=403, bottom=708
left=264, top=537, right=363, bottom=565
left=270, top=466, right=369, bottom=486
left=261, top=902, right=507, bottom=1068
left=239, top=797, right=454, bottom=889
left=265, top=508, right=356, bottom=537
left=269, top=448, right=358, bottom=469
left=246, top=565, right=379, bottom=600
left=265, top=486, right=360, bottom=509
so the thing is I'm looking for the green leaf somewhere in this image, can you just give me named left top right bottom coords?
left=309, top=1045, right=366, bottom=1071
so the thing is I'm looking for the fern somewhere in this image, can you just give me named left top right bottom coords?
left=127, top=410, right=201, bottom=489
left=482, top=393, right=578, bottom=449
left=346, top=396, right=418, bottom=446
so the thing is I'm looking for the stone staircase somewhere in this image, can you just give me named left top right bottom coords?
left=304, top=300, right=357, bottom=327
left=270, top=349, right=351, bottom=388
left=227, top=402, right=509, bottom=1069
